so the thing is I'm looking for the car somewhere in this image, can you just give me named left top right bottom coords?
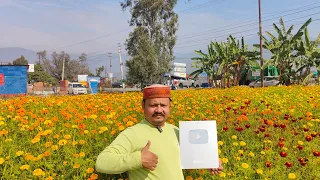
left=249, top=77, right=280, bottom=88
left=68, top=82, right=88, bottom=94
left=112, top=82, right=123, bottom=88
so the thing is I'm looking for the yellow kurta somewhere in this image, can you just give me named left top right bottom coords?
left=95, top=119, right=184, bottom=180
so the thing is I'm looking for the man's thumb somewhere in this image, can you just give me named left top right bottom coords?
left=143, top=140, right=151, bottom=151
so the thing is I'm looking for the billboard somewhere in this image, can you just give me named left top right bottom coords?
left=173, top=62, right=187, bottom=78
left=78, top=75, right=88, bottom=82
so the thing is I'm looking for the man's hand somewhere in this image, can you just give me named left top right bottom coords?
left=208, top=159, right=223, bottom=175
left=141, top=141, right=158, bottom=171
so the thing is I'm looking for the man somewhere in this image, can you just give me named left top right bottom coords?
left=95, top=84, right=223, bottom=179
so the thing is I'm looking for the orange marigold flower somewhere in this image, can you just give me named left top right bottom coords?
left=73, top=163, right=80, bottom=169
left=90, top=173, right=98, bottom=180
left=86, top=167, right=94, bottom=173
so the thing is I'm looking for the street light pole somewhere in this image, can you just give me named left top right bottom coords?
left=118, top=44, right=125, bottom=92
left=258, top=0, right=264, bottom=87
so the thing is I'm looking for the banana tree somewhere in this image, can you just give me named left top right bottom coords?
left=190, top=42, right=221, bottom=87
left=294, top=27, right=320, bottom=85
left=260, top=18, right=312, bottom=85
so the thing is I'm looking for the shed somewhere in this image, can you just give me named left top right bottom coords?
left=0, top=65, right=28, bottom=96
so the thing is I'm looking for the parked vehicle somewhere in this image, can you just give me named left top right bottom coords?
left=112, top=82, right=123, bottom=88
left=249, top=76, right=280, bottom=88
left=68, top=82, right=88, bottom=94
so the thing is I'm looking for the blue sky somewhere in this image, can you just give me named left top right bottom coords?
left=0, top=0, right=320, bottom=74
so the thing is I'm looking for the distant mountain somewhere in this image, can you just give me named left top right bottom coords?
left=0, top=47, right=38, bottom=64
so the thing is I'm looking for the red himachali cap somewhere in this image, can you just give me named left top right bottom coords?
left=143, top=84, right=171, bottom=99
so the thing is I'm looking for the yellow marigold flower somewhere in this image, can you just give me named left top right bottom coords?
left=222, top=158, right=228, bottom=163
left=256, top=169, right=263, bottom=174
left=186, top=176, right=193, bottom=180
left=90, top=173, right=98, bottom=180
left=240, top=141, right=246, bottom=146
left=89, top=114, right=97, bottom=119
left=31, top=137, right=40, bottom=144
left=58, top=139, right=68, bottom=146
left=79, top=152, right=85, bottom=157
left=249, top=152, right=255, bottom=157
left=219, top=172, right=226, bottom=177
left=73, top=163, right=80, bottom=169
left=79, top=140, right=86, bottom=145
left=0, top=158, right=4, bottom=164
left=118, top=125, right=125, bottom=131
left=43, top=130, right=52, bottom=135
left=72, top=141, right=78, bottom=146
left=84, top=130, right=89, bottom=134
left=16, top=151, right=24, bottom=157
left=126, top=121, right=134, bottom=127
left=233, top=142, right=239, bottom=146
left=231, top=135, right=237, bottom=139
left=33, top=168, right=45, bottom=176
left=236, top=156, right=241, bottom=161
left=242, top=163, right=249, bottom=169
left=5, top=138, right=12, bottom=142
left=218, top=149, right=221, bottom=154
left=20, top=164, right=30, bottom=170
left=45, top=142, right=52, bottom=147
left=86, top=167, right=94, bottom=174
left=307, top=122, right=313, bottom=127
left=64, top=134, right=71, bottom=140
left=51, top=145, right=58, bottom=151
left=283, top=147, right=288, bottom=151
left=261, top=151, right=266, bottom=155
left=99, top=126, right=108, bottom=134
left=71, top=125, right=78, bottom=128
left=288, top=173, right=296, bottom=179
left=218, top=141, right=224, bottom=146
left=238, top=150, right=244, bottom=154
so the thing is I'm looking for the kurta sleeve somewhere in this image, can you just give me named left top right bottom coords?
left=95, top=131, right=142, bottom=174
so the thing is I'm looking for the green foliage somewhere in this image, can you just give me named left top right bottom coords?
left=28, top=64, right=57, bottom=85
left=12, top=55, right=28, bottom=65
left=121, top=0, right=178, bottom=86
left=95, top=66, right=105, bottom=77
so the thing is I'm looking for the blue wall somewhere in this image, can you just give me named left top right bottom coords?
left=0, top=66, right=28, bottom=95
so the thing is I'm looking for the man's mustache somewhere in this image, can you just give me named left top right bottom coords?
left=152, top=113, right=164, bottom=117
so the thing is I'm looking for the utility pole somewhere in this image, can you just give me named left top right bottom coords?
left=109, top=52, right=112, bottom=74
left=61, top=55, right=65, bottom=81
left=118, top=44, right=125, bottom=91
left=258, top=0, right=264, bottom=87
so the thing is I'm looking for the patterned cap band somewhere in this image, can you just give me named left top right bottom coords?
left=143, top=84, right=171, bottom=99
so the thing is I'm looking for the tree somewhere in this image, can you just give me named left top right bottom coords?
left=28, top=64, right=57, bottom=85
left=95, top=66, right=105, bottom=77
left=294, top=27, right=320, bottom=84
left=42, top=51, right=91, bottom=82
left=12, top=55, right=28, bottom=65
left=121, top=0, right=179, bottom=86
left=259, top=18, right=311, bottom=85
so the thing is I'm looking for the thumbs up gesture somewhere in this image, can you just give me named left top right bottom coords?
left=141, top=141, right=158, bottom=171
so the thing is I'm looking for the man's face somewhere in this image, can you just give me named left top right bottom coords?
left=142, top=98, right=171, bottom=127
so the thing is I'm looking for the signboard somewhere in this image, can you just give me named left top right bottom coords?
left=173, top=72, right=186, bottom=78
left=0, top=74, right=4, bottom=85
left=173, top=62, right=187, bottom=78
left=108, top=73, right=113, bottom=78
left=252, top=70, right=260, bottom=77
left=179, top=121, right=219, bottom=169
left=78, top=75, right=88, bottom=82
left=27, top=64, right=34, bottom=72
left=174, top=67, right=186, bottom=73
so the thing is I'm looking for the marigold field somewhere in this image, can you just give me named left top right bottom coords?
left=0, top=86, right=320, bottom=180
